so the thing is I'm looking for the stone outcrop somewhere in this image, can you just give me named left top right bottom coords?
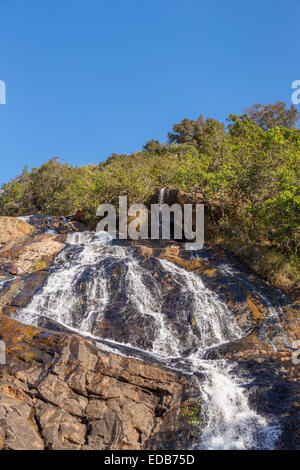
left=18, top=215, right=88, bottom=234
left=0, top=216, right=299, bottom=450
left=0, top=271, right=50, bottom=316
left=0, top=218, right=66, bottom=317
left=0, top=233, right=66, bottom=276
left=242, top=357, right=299, bottom=450
left=0, top=217, right=34, bottom=252
left=0, top=316, right=196, bottom=450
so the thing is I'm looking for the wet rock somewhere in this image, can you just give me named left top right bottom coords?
left=17, top=215, right=88, bottom=235
left=0, top=218, right=299, bottom=449
left=175, top=245, right=300, bottom=353
left=0, top=230, right=66, bottom=317
left=204, top=330, right=274, bottom=360
left=239, top=357, right=300, bottom=450
left=0, top=271, right=49, bottom=316
left=57, top=220, right=88, bottom=234
left=136, top=245, right=154, bottom=258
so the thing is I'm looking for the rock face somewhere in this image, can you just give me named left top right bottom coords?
left=0, top=316, right=195, bottom=450
left=75, top=241, right=298, bottom=357
left=0, top=217, right=66, bottom=317
left=0, top=217, right=34, bottom=251
left=0, top=217, right=198, bottom=450
left=0, top=271, right=49, bottom=316
left=154, top=244, right=300, bottom=357
left=0, top=233, right=66, bottom=276
left=242, top=357, right=300, bottom=450
left=19, top=215, right=88, bottom=235
left=0, top=216, right=299, bottom=450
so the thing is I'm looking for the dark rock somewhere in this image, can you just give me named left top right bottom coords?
left=238, top=357, right=300, bottom=450
left=16, top=215, right=88, bottom=235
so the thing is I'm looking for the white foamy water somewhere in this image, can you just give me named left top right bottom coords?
left=194, top=360, right=281, bottom=450
left=17, top=231, right=181, bottom=358
left=17, top=215, right=34, bottom=223
left=17, top=232, right=114, bottom=330
left=0, top=276, right=17, bottom=294
left=125, top=255, right=181, bottom=357
left=0, top=279, right=8, bottom=293
left=159, top=258, right=242, bottom=349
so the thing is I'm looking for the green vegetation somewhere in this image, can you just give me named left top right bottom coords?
left=1, top=102, right=299, bottom=295
left=181, top=399, right=202, bottom=434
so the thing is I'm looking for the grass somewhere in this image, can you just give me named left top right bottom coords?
left=209, top=230, right=300, bottom=300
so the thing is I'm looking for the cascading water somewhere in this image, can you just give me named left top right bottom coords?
left=194, top=360, right=281, bottom=450
left=158, top=259, right=242, bottom=350
left=16, top=231, right=180, bottom=357
left=125, top=255, right=181, bottom=357
left=13, top=230, right=283, bottom=450
left=16, top=232, right=114, bottom=332
left=156, top=259, right=281, bottom=450
left=158, top=187, right=166, bottom=239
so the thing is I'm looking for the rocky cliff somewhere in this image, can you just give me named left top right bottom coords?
left=0, top=217, right=197, bottom=450
left=0, top=216, right=299, bottom=450
left=0, top=316, right=196, bottom=450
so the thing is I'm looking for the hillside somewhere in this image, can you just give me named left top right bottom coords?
left=1, top=104, right=299, bottom=297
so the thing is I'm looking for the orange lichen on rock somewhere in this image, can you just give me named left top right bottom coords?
left=246, top=297, right=266, bottom=324
left=203, top=268, right=216, bottom=277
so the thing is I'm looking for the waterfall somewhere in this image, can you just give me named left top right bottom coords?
left=16, top=232, right=114, bottom=331
left=218, top=262, right=292, bottom=351
left=158, top=187, right=166, bottom=239
left=13, top=231, right=282, bottom=450
left=0, top=277, right=17, bottom=294
left=125, top=255, right=181, bottom=357
left=158, top=259, right=242, bottom=350
left=195, top=360, right=281, bottom=450
left=158, top=187, right=166, bottom=206
left=16, top=231, right=181, bottom=357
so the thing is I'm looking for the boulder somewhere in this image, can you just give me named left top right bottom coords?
left=0, top=217, right=34, bottom=251
left=17, top=215, right=88, bottom=234
left=0, top=233, right=66, bottom=276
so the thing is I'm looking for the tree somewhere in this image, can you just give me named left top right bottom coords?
left=168, top=116, right=229, bottom=163
left=168, top=116, right=205, bottom=146
left=143, top=140, right=168, bottom=155
left=244, top=101, right=299, bottom=130
left=29, top=158, right=75, bottom=214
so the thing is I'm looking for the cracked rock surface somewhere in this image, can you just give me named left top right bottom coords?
left=0, top=316, right=195, bottom=450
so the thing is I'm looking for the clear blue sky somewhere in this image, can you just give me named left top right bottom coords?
left=0, top=0, right=299, bottom=184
